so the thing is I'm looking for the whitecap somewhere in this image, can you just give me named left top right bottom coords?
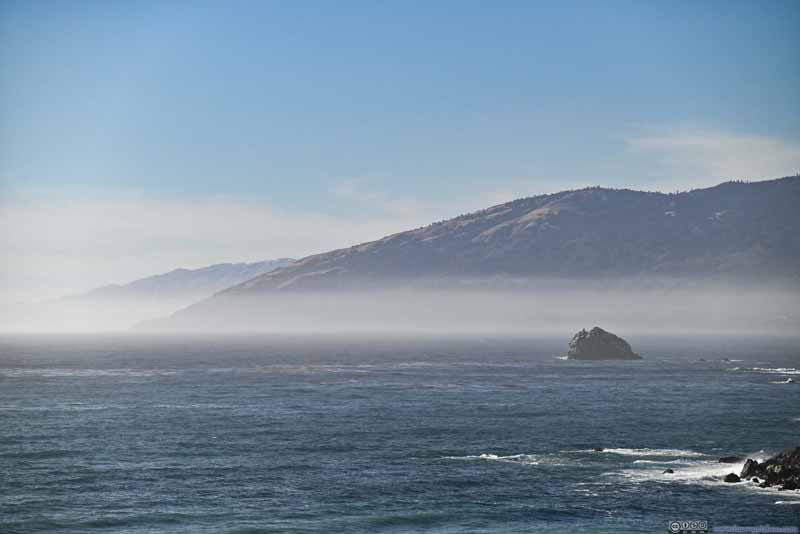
left=611, top=450, right=771, bottom=488
left=632, top=459, right=695, bottom=465
left=751, top=367, right=800, bottom=375
left=442, top=452, right=571, bottom=466
left=443, top=453, right=540, bottom=465
left=614, top=458, right=742, bottom=484
left=588, top=448, right=706, bottom=457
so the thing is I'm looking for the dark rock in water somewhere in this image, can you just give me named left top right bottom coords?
left=741, top=459, right=760, bottom=479
left=751, top=477, right=759, bottom=483
left=663, top=468, right=674, bottom=474
left=723, top=473, right=741, bottom=483
left=739, top=446, right=800, bottom=491
left=593, top=447, right=605, bottom=452
left=765, top=464, right=784, bottom=482
left=719, top=456, right=743, bottom=463
left=566, top=327, right=641, bottom=361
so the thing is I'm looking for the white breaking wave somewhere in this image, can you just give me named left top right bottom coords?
left=614, top=458, right=743, bottom=484
left=587, top=448, right=706, bottom=457
left=444, top=453, right=540, bottom=465
left=750, top=367, right=800, bottom=375
left=443, top=452, right=569, bottom=466
left=611, top=450, right=776, bottom=490
left=632, top=459, right=696, bottom=465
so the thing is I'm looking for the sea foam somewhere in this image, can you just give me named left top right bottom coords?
left=579, top=448, right=706, bottom=457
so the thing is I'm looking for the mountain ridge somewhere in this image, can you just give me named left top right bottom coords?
left=220, top=176, right=799, bottom=296
left=73, top=258, right=295, bottom=301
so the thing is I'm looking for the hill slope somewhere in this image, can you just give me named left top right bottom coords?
left=224, top=176, right=799, bottom=295
left=75, top=258, right=295, bottom=302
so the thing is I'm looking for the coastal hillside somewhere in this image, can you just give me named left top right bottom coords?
left=72, top=258, right=295, bottom=302
left=224, top=176, right=800, bottom=294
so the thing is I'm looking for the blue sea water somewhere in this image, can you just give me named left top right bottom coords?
left=1, top=334, right=798, bottom=533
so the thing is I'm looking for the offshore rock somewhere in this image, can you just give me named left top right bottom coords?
left=566, top=327, right=641, bottom=361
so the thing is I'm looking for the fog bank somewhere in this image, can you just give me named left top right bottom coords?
left=142, top=283, right=800, bottom=336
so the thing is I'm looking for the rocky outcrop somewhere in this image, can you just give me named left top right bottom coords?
left=566, top=327, right=641, bottom=360
left=723, top=473, right=741, bottom=483
left=739, top=446, right=800, bottom=491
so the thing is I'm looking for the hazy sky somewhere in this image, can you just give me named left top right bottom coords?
left=2, top=0, right=800, bottom=301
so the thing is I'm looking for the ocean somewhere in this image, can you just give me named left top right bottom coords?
left=1, top=334, right=798, bottom=533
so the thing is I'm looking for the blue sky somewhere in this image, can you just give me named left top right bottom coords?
left=1, top=0, right=799, bottom=298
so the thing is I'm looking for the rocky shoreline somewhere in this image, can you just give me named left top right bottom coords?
left=722, top=446, right=800, bottom=491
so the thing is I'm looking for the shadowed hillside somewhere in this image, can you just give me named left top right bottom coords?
left=224, top=176, right=799, bottom=294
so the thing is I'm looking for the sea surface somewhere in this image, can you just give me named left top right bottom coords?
left=1, top=334, right=799, bottom=533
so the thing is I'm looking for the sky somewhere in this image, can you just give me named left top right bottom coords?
left=1, top=0, right=799, bottom=301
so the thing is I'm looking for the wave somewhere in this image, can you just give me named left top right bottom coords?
left=153, top=403, right=233, bottom=410
left=443, top=453, right=540, bottom=465
left=632, top=459, right=696, bottom=465
left=610, top=450, right=774, bottom=489
left=443, top=452, right=570, bottom=466
left=570, top=448, right=706, bottom=457
left=0, top=403, right=120, bottom=412
left=614, top=458, right=743, bottom=484
left=750, top=367, right=800, bottom=375
left=0, top=368, right=178, bottom=378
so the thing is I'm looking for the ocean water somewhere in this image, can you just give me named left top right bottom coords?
left=1, top=334, right=799, bottom=533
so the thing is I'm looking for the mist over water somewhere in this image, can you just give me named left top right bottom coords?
left=0, top=296, right=196, bottom=333
left=4, top=277, right=798, bottom=335
left=143, top=280, right=800, bottom=335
